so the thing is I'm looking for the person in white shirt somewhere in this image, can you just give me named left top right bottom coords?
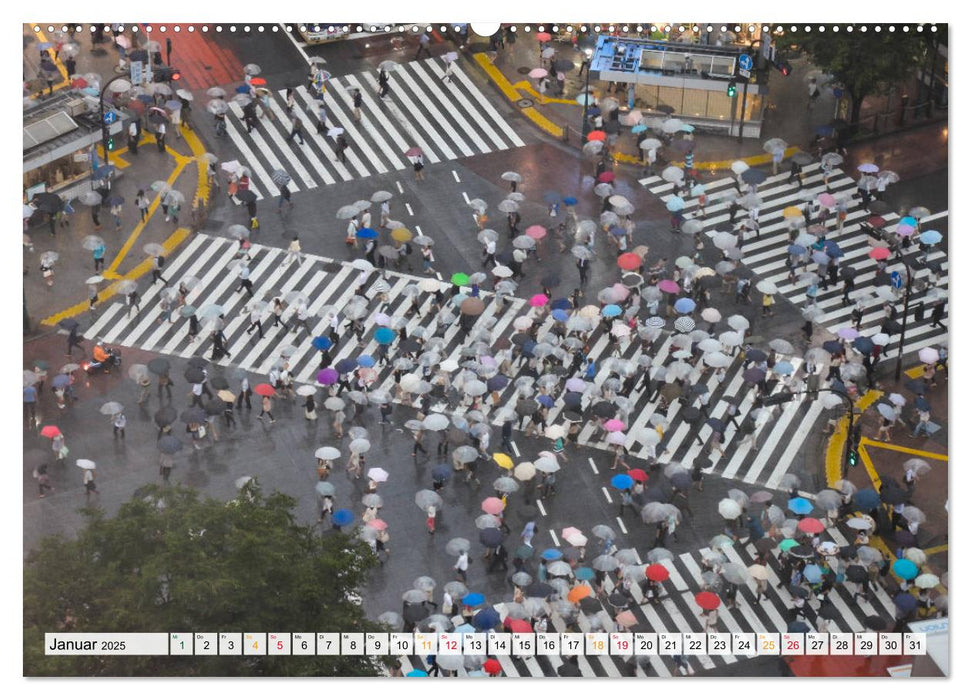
left=454, top=551, right=469, bottom=582
left=380, top=200, right=390, bottom=228
left=283, top=235, right=302, bottom=267
left=112, top=412, right=126, bottom=439
left=360, top=209, right=372, bottom=230
left=346, top=218, right=358, bottom=247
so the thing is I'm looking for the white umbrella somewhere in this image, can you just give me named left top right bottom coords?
left=718, top=498, right=742, bottom=520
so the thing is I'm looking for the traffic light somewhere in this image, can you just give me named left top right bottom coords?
left=777, top=60, right=792, bottom=77
left=727, top=80, right=737, bottom=98
left=101, top=124, right=114, bottom=151
left=847, top=449, right=859, bottom=468
left=153, top=66, right=181, bottom=83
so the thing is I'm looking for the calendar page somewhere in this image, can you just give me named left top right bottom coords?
left=21, top=2, right=949, bottom=684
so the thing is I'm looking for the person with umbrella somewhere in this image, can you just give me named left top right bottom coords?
left=454, top=550, right=469, bottom=582
left=82, top=464, right=100, bottom=502
left=111, top=410, right=126, bottom=440
left=65, top=322, right=84, bottom=357
left=258, top=391, right=275, bottom=424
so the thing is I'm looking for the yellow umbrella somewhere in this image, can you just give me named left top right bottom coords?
left=391, top=227, right=413, bottom=243
left=493, top=452, right=513, bottom=469
left=782, top=206, right=803, bottom=219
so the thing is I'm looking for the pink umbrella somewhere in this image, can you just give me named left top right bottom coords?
left=526, top=225, right=547, bottom=240
left=837, top=327, right=860, bottom=339
left=817, top=192, right=836, bottom=208
left=658, top=280, right=680, bottom=294
left=358, top=367, right=378, bottom=384
left=797, top=517, right=825, bottom=534
left=535, top=32, right=552, bottom=42
left=604, top=419, right=626, bottom=432
left=616, top=609, right=638, bottom=628
left=404, top=147, right=423, bottom=157
left=869, top=248, right=891, bottom=261
left=896, top=223, right=915, bottom=237
left=529, top=294, right=549, bottom=307
left=368, top=519, right=388, bottom=531
left=611, top=283, right=630, bottom=301
left=481, top=497, right=505, bottom=515
left=528, top=68, right=548, bottom=79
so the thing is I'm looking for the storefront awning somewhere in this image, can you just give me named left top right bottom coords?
left=23, top=111, right=79, bottom=151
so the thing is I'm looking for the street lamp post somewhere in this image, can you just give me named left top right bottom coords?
left=98, top=75, right=132, bottom=161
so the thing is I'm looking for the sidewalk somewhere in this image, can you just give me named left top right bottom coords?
left=470, top=33, right=947, bottom=177
left=24, top=25, right=209, bottom=332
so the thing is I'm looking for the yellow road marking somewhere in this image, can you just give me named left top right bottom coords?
left=512, top=80, right=581, bottom=105
left=924, top=544, right=947, bottom=555
left=31, top=26, right=71, bottom=91
left=857, top=445, right=882, bottom=491
left=41, top=227, right=191, bottom=326
left=824, top=389, right=883, bottom=487
left=859, top=438, right=948, bottom=461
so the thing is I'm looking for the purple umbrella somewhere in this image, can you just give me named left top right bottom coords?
left=317, top=368, right=339, bottom=385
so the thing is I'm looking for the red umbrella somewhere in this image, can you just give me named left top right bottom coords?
left=481, top=497, right=505, bottom=515
left=586, top=130, right=606, bottom=142
left=597, top=171, right=616, bottom=183
left=249, top=77, right=267, bottom=86
left=617, top=252, right=642, bottom=270
left=628, top=468, right=648, bottom=482
left=869, top=247, right=891, bottom=261
left=797, top=517, right=825, bottom=534
left=695, top=591, right=721, bottom=610
left=253, top=383, right=276, bottom=397
left=40, top=425, right=61, bottom=438
left=505, top=618, right=532, bottom=633
left=867, top=216, right=887, bottom=228
left=127, top=99, right=146, bottom=115
left=483, top=658, right=502, bottom=675
left=535, top=32, right=552, bottom=42
left=645, top=563, right=669, bottom=582
left=70, top=77, right=88, bottom=88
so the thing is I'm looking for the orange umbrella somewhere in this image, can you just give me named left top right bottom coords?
left=567, top=584, right=593, bottom=603
left=587, top=130, right=607, bottom=142
left=249, top=77, right=267, bottom=86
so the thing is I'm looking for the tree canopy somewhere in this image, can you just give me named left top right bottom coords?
left=786, top=32, right=929, bottom=124
left=25, top=482, right=389, bottom=676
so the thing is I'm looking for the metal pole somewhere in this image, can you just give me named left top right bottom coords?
left=581, top=63, right=591, bottom=137
left=98, top=75, right=130, bottom=161
left=894, top=259, right=913, bottom=381
left=737, top=76, right=749, bottom=142
left=842, top=398, right=855, bottom=478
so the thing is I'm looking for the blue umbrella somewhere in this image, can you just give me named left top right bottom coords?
left=432, top=463, right=452, bottom=480
left=602, top=304, right=622, bottom=318
left=774, top=361, right=795, bottom=376
left=235, top=84, right=251, bottom=94
left=788, top=620, right=811, bottom=633
left=741, top=168, right=768, bottom=185
left=473, top=608, right=500, bottom=630
left=802, top=564, right=823, bottom=583
left=788, top=244, right=806, bottom=255
left=357, top=355, right=375, bottom=368
left=563, top=392, right=582, bottom=408
left=91, top=164, right=115, bottom=180
left=374, top=327, right=395, bottom=345
left=815, top=125, right=836, bottom=136
left=536, top=394, right=555, bottom=408
left=585, top=105, right=601, bottom=115
left=406, top=669, right=428, bottom=677
left=914, top=397, right=931, bottom=412
left=462, top=592, right=485, bottom=607
left=673, top=298, right=696, bottom=314
left=552, top=309, right=569, bottom=322
left=356, top=227, right=378, bottom=239
left=900, top=216, right=917, bottom=227
left=37, top=41, right=53, bottom=50
left=51, top=374, right=71, bottom=388
left=853, top=337, right=874, bottom=354
left=854, top=488, right=881, bottom=510
left=892, top=559, right=919, bottom=581
left=894, top=592, right=918, bottom=612
left=919, top=230, right=942, bottom=245
left=575, top=567, right=596, bottom=581
left=335, top=358, right=357, bottom=374
left=824, top=241, right=843, bottom=257
left=666, top=197, right=686, bottom=212
left=487, top=375, right=509, bottom=391
left=812, top=251, right=831, bottom=265
left=541, top=548, right=563, bottom=561
left=562, top=196, right=578, bottom=206
left=788, top=497, right=813, bottom=515
left=521, top=339, right=536, bottom=357
left=550, top=298, right=572, bottom=310
left=137, top=93, right=154, bottom=105
left=332, top=509, right=354, bottom=526
left=611, top=474, right=634, bottom=490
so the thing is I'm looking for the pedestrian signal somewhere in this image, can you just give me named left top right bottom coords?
left=727, top=81, right=737, bottom=98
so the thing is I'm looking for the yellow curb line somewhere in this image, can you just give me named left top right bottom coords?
left=512, top=80, right=581, bottom=105
left=858, top=444, right=883, bottom=491
left=474, top=53, right=563, bottom=139
left=613, top=146, right=802, bottom=172
left=859, top=438, right=948, bottom=461
left=41, top=127, right=208, bottom=327
left=41, top=227, right=191, bottom=326
left=924, top=544, right=947, bottom=556
left=824, top=389, right=883, bottom=487
left=32, top=26, right=71, bottom=92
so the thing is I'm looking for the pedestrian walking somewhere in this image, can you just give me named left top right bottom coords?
left=151, top=254, right=167, bottom=285
left=236, top=375, right=252, bottom=410
left=454, top=551, right=469, bottom=582
left=415, top=31, right=432, bottom=59
left=258, top=395, right=275, bottom=423
left=236, top=265, right=254, bottom=297
left=352, top=88, right=363, bottom=121
left=286, top=115, right=305, bottom=145
left=112, top=411, right=126, bottom=439
left=156, top=122, right=166, bottom=152
left=136, top=190, right=150, bottom=223
left=128, top=120, right=140, bottom=154
left=413, top=153, right=425, bottom=181
left=335, top=134, right=349, bottom=164
left=83, top=467, right=99, bottom=501
left=378, top=68, right=391, bottom=98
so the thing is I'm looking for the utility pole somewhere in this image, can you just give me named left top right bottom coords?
left=737, top=70, right=750, bottom=142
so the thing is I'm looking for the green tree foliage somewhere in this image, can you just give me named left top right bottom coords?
left=25, top=482, right=389, bottom=676
left=786, top=32, right=929, bottom=127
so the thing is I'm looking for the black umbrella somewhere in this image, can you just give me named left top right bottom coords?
left=592, top=402, right=615, bottom=418
left=209, top=375, right=229, bottom=390
left=187, top=356, right=209, bottom=369
left=526, top=582, right=554, bottom=598
left=34, top=192, right=64, bottom=214
left=147, top=357, right=171, bottom=375
left=894, top=530, right=918, bottom=547
left=541, top=273, right=561, bottom=288
left=563, top=409, right=583, bottom=422
left=184, top=367, right=205, bottom=383
left=644, top=486, right=668, bottom=504
left=654, top=104, right=676, bottom=115
left=788, top=620, right=810, bottom=633
left=745, top=348, right=767, bottom=362
left=788, top=545, right=815, bottom=559
left=904, top=379, right=928, bottom=396
left=754, top=538, right=776, bottom=555
left=840, top=267, right=858, bottom=280
left=58, top=318, right=80, bottom=331
left=681, top=406, right=701, bottom=423
left=557, top=660, right=582, bottom=677
left=180, top=407, right=206, bottom=424
left=670, top=472, right=691, bottom=490
left=448, top=427, right=468, bottom=444
left=511, top=333, right=530, bottom=346
left=553, top=59, right=576, bottom=73
left=607, top=590, right=629, bottom=608
left=865, top=614, right=887, bottom=630
left=579, top=597, right=603, bottom=614
left=479, top=527, right=503, bottom=547
left=881, top=485, right=907, bottom=505
left=148, top=111, right=169, bottom=125
left=839, top=544, right=858, bottom=559
left=129, top=49, right=149, bottom=62
left=204, top=399, right=223, bottom=416
left=741, top=168, right=768, bottom=185
left=604, top=120, right=621, bottom=134
left=817, top=602, right=839, bottom=620
left=563, top=393, right=583, bottom=409
left=399, top=338, right=421, bottom=354
left=235, top=189, right=257, bottom=203
left=845, top=565, right=868, bottom=583
left=403, top=601, right=433, bottom=623
left=789, top=585, right=810, bottom=599
left=516, top=399, right=539, bottom=416
left=822, top=340, right=843, bottom=354
left=157, top=435, right=183, bottom=454
left=495, top=251, right=514, bottom=265
left=154, top=406, right=177, bottom=427
left=867, top=200, right=891, bottom=215
left=706, top=417, right=726, bottom=433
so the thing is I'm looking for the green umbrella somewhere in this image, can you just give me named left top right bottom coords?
left=451, top=272, right=469, bottom=286
left=779, top=538, right=799, bottom=552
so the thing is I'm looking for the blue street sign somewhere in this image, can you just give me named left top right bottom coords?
left=890, top=271, right=902, bottom=289
left=103, top=110, right=118, bottom=125
left=738, top=54, right=753, bottom=71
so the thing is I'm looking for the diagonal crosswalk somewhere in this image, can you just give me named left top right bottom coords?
left=396, top=524, right=903, bottom=677
left=639, top=164, right=949, bottom=358
left=223, top=58, right=526, bottom=198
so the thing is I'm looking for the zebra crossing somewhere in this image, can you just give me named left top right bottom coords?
left=639, top=164, right=949, bottom=358
left=224, top=58, right=525, bottom=198
left=86, top=233, right=824, bottom=489
left=398, top=523, right=903, bottom=677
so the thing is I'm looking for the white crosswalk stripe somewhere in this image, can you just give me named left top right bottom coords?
left=223, top=58, right=525, bottom=199
left=396, top=523, right=903, bottom=677
left=639, top=164, right=948, bottom=357
left=90, top=233, right=827, bottom=490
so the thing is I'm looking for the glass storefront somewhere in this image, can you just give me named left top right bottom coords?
left=23, top=146, right=92, bottom=198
